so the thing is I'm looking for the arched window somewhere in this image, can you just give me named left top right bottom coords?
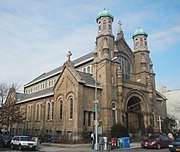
left=103, top=20, right=106, bottom=30
left=144, top=38, right=147, bottom=47
left=140, top=37, right=143, bottom=46
left=111, top=74, right=115, bottom=85
left=83, top=68, right=86, bottom=73
left=135, top=38, right=138, bottom=48
left=40, top=104, right=42, bottom=120
left=87, top=66, right=90, bottom=73
left=60, top=100, right=63, bottom=119
left=52, top=102, right=54, bottom=120
left=88, top=112, right=91, bottom=126
left=27, top=106, right=31, bottom=121
left=70, top=98, right=73, bottom=119
left=112, top=102, right=116, bottom=125
left=109, top=21, right=112, bottom=31
left=36, top=104, right=39, bottom=120
left=47, top=103, right=50, bottom=120
left=118, top=56, right=130, bottom=80
left=98, top=22, right=101, bottom=31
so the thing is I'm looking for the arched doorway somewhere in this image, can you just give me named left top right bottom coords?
left=126, top=96, right=145, bottom=133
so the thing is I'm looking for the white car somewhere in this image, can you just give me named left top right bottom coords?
left=10, top=135, right=37, bottom=151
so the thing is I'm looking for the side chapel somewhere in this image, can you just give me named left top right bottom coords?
left=6, top=9, right=167, bottom=139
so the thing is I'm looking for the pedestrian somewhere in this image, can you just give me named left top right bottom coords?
left=99, top=136, right=104, bottom=151
left=91, top=132, right=95, bottom=149
left=168, top=132, right=174, bottom=140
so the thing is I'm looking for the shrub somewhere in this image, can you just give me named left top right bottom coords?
left=111, top=124, right=129, bottom=138
left=146, top=125, right=154, bottom=134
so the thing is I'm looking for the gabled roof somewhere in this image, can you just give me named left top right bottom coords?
left=25, top=52, right=94, bottom=87
left=17, top=87, right=54, bottom=104
left=156, top=90, right=167, bottom=101
left=16, top=93, right=26, bottom=101
left=18, top=70, right=101, bottom=103
left=78, top=71, right=99, bottom=87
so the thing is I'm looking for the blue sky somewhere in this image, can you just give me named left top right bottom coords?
left=0, top=0, right=180, bottom=92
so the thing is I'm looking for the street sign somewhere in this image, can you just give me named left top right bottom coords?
left=91, top=105, right=102, bottom=111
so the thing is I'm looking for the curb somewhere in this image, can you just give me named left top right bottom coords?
left=41, top=143, right=91, bottom=148
left=41, top=142, right=141, bottom=149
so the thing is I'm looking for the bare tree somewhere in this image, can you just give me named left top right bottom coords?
left=0, top=83, right=25, bottom=133
left=0, top=83, right=20, bottom=105
left=0, top=83, right=9, bottom=105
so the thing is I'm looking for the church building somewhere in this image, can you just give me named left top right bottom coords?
left=7, top=9, right=167, bottom=140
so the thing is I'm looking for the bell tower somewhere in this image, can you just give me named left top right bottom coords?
left=94, top=8, right=115, bottom=61
left=132, top=27, right=155, bottom=86
left=133, top=28, right=149, bottom=78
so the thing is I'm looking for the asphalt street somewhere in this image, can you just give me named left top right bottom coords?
left=0, top=146, right=170, bottom=152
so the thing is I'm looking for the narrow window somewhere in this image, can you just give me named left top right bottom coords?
left=39, top=104, right=42, bottom=120
left=140, top=37, right=143, bottom=46
left=98, top=22, right=101, bottom=31
left=111, top=74, right=115, bottom=85
left=52, top=102, right=54, bottom=120
left=30, top=106, right=32, bottom=121
left=27, top=106, right=30, bottom=120
left=36, top=104, right=39, bottom=120
left=88, top=112, right=91, bottom=126
left=83, top=111, right=86, bottom=126
left=70, top=98, right=73, bottom=119
left=145, top=38, right=147, bottom=47
left=103, top=21, right=106, bottom=30
left=60, top=100, right=63, bottom=119
left=109, top=21, right=112, bottom=30
left=135, top=38, right=138, bottom=48
left=47, top=103, right=50, bottom=120
left=87, top=66, right=90, bottom=73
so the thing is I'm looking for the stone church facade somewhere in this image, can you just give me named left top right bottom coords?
left=7, top=9, right=167, bottom=139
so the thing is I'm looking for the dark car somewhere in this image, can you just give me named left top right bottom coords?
left=141, top=134, right=172, bottom=149
left=0, top=134, right=12, bottom=147
left=169, top=136, right=180, bottom=152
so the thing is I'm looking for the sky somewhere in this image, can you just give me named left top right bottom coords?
left=0, top=0, right=180, bottom=92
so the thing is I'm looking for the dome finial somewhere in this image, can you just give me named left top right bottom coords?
left=96, top=8, right=114, bottom=22
left=132, top=27, right=148, bottom=38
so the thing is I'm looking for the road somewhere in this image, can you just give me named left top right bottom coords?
left=0, top=146, right=170, bottom=152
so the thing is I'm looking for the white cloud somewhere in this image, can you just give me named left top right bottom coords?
left=149, top=25, right=180, bottom=52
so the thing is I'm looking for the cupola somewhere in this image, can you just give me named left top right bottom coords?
left=96, top=8, right=114, bottom=22
left=132, top=27, right=148, bottom=51
left=133, top=27, right=148, bottom=38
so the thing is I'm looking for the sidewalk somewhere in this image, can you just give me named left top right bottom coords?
left=41, top=142, right=141, bottom=149
left=130, top=142, right=141, bottom=149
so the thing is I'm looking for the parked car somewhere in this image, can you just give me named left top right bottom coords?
left=10, top=135, right=37, bottom=151
left=169, top=136, right=180, bottom=152
left=141, top=134, right=172, bottom=149
left=0, top=134, right=12, bottom=147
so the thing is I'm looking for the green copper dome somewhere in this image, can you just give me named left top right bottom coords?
left=96, top=8, right=114, bottom=22
left=133, top=27, right=148, bottom=38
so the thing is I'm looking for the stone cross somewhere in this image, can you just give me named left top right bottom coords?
left=118, top=20, right=122, bottom=32
left=67, top=51, right=72, bottom=61
left=157, top=116, right=162, bottom=133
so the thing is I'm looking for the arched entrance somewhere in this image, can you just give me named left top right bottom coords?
left=125, top=96, right=145, bottom=133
